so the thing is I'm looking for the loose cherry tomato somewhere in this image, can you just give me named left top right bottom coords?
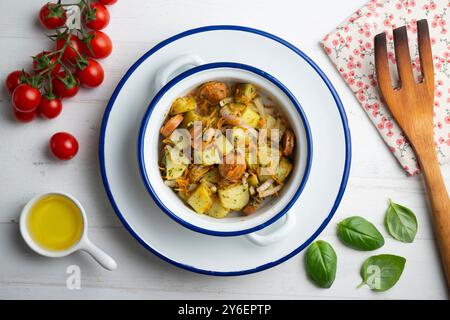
left=56, top=34, right=83, bottom=63
left=39, top=3, right=67, bottom=29
left=52, top=71, right=80, bottom=98
left=50, top=132, right=79, bottom=160
left=99, top=0, right=118, bottom=5
left=83, top=3, right=110, bottom=30
left=32, top=51, right=61, bottom=76
left=83, top=31, right=112, bottom=59
left=38, top=94, right=63, bottom=119
left=5, top=70, right=29, bottom=94
left=12, top=84, right=41, bottom=113
left=13, top=108, right=37, bottom=122
left=76, top=59, right=104, bottom=88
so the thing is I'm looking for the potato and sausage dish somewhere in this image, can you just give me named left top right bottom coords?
left=159, top=81, right=295, bottom=218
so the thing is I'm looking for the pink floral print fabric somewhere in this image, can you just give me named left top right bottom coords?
left=321, top=0, right=450, bottom=175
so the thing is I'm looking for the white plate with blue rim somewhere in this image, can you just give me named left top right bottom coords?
left=100, top=26, right=351, bottom=275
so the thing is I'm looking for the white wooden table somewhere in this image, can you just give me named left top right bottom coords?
left=0, top=0, right=448, bottom=300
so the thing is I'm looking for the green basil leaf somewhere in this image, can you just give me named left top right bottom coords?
left=385, top=200, right=418, bottom=243
left=337, top=216, right=384, bottom=251
left=305, top=240, right=337, bottom=288
left=359, top=254, right=406, bottom=292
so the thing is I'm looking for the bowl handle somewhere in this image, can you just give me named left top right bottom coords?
left=155, top=55, right=205, bottom=90
left=245, top=211, right=297, bottom=246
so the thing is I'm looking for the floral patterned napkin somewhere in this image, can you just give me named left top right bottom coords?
left=321, top=0, right=450, bottom=175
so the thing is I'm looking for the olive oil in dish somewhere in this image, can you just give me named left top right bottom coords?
left=27, top=194, right=84, bottom=251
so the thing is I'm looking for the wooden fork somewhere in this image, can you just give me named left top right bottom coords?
left=375, top=19, right=450, bottom=288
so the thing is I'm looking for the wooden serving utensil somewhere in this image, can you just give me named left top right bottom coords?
left=375, top=19, right=450, bottom=288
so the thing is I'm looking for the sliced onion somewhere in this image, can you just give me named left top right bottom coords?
left=164, top=180, right=177, bottom=187
left=219, top=97, right=234, bottom=107
left=254, top=97, right=266, bottom=120
left=259, top=185, right=282, bottom=198
left=220, top=108, right=242, bottom=125
left=257, top=178, right=274, bottom=193
left=188, top=184, right=198, bottom=192
left=239, top=124, right=258, bottom=137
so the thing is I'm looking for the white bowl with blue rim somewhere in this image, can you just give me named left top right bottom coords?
left=100, top=26, right=351, bottom=275
left=138, top=58, right=312, bottom=245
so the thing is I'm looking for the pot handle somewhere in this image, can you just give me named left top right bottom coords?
left=155, top=55, right=205, bottom=90
left=245, top=211, right=297, bottom=246
left=80, top=239, right=117, bottom=271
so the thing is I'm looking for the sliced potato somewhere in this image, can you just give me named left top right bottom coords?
left=170, top=96, right=196, bottom=115
left=181, top=110, right=202, bottom=128
left=264, top=114, right=277, bottom=130
left=218, top=183, right=250, bottom=211
left=178, top=189, right=190, bottom=201
left=168, top=129, right=191, bottom=151
left=165, top=159, right=188, bottom=181
left=164, top=147, right=188, bottom=180
left=275, top=157, right=293, bottom=182
left=188, top=165, right=210, bottom=183
left=245, top=149, right=259, bottom=171
left=215, top=134, right=234, bottom=155
left=227, top=102, right=246, bottom=114
left=202, top=146, right=221, bottom=165
left=187, top=182, right=213, bottom=214
left=247, top=173, right=259, bottom=187
left=258, top=144, right=272, bottom=166
left=257, top=166, right=273, bottom=183
left=203, top=167, right=220, bottom=184
left=235, top=83, right=257, bottom=104
left=239, top=106, right=260, bottom=128
left=206, top=195, right=230, bottom=218
left=167, top=145, right=190, bottom=166
left=230, top=127, right=247, bottom=151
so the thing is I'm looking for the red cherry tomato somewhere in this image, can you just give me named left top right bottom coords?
left=13, top=108, right=37, bottom=122
left=50, top=132, right=79, bottom=160
left=99, top=0, right=118, bottom=5
left=56, top=34, right=83, bottom=63
left=39, top=95, right=63, bottom=119
left=52, top=71, right=80, bottom=98
left=32, top=51, right=61, bottom=76
left=39, top=3, right=67, bottom=29
left=83, top=31, right=112, bottom=59
left=12, top=84, right=41, bottom=113
left=5, top=70, right=29, bottom=94
left=76, top=59, right=104, bottom=88
left=83, top=3, right=110, bottom=30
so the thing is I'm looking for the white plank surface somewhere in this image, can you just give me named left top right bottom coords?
left=0, top=0, right=448, bottom=300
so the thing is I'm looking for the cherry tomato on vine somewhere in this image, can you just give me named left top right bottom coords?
left=56, top=34, right=83, bottom=63
left=5, top=70, right=29, bottom=94
left=99, top=0, right=118, bottom=5
left=39, top=2, right=67, bottom=29
left=38, top=94, right=63, bottom=119
left=12, top=84, right=41, bottom=113
left=50, top=132, right=79, bottom=160
left=83, top=31, right=112, bottom=59
left=52, top=71, right=80, bottom=98
left=83, top=3, right=110, bottom=30
left=76, top=59, right=104, bottom=88
left=13, top=108, right=37, bottom=122
left=32, top=51, right=61, bottom=76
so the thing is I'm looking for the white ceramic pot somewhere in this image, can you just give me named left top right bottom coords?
left=138, top=56, right=312, bottom=245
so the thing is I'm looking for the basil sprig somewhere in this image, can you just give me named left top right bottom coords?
left=337, top=216, right=385, bottom=251
left=305, top=240, right=337, bottom=288
left=359, top=254, right=406, bottom=292
left=385, top=200, right=418, bottom=243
